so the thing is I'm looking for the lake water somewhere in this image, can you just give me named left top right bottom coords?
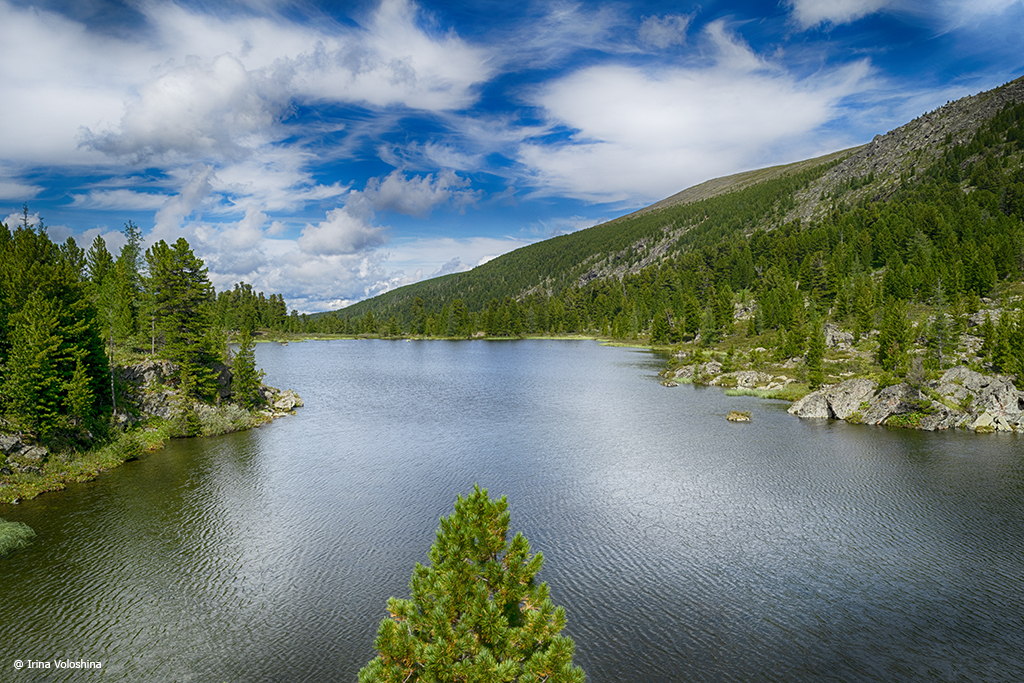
left=2, top=339, right=1024, bottom=682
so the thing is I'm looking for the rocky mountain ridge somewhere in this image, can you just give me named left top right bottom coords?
left=789, top=74, right=1024, bottom=223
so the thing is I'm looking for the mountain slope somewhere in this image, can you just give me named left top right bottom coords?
left=329, top=74, right=1024, bottom=335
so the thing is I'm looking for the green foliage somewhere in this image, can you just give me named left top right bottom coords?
left=231, top=328, right=265, bottom=409
left=876, top=299, right=913, bottom=373
left=360, top=486, right=585, bottom=683
left=146, top=238, right=221, bottom=399
left=0, top=518, right=36, bottom=558
left=213, top=281, right=289, bottom=333
left=0, top=222, right=110, bottom=441
left=805, top=316, right=826, bottom=389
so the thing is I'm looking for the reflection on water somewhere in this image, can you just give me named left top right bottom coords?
left=2, top=340, right=1023, bottom=682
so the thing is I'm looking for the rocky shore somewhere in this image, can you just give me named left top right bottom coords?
left=1, top=358, right=302, bottom=481
left=789, top=366, right=1023, bottom=432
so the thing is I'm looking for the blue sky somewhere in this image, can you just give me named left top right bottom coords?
left=1, top=0, right=1022, bottom=312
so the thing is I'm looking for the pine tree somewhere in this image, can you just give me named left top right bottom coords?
left=2, top=291, right=64, bottom=436
left=360, top=487, right=585, bottom=683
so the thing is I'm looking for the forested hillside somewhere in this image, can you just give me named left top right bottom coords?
left=300, top=76, right=1024, bottom=380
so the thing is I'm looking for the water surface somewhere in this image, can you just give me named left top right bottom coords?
left=2, top=340, right=1023, bottom=681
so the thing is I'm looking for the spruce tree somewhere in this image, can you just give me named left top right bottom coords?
left=231, top=328, right=264, bottom=409
left=145, top=238, right=221, bottom=399
left=360, top=487, right=585, bottom=683
left=806, top=316, right=826, bottom=389
left=2, top=291, right=64, bottom=437
left=876, top=298, right=913, bottom=373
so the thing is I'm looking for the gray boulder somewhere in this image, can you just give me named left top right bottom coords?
left=861, top=383, right=920, bottom=425
left=824, top=323, right=854, bottom=349
left=0, top=434, right=22, bottom=455
left=788, top=392, right=831, bottom=418
left=272, top=390, right=304, bottom=412
left=823, top=378, right=877, bottom=420
left=788, top=378, right=877, bottom=420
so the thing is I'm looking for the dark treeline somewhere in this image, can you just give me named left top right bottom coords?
left=0, top=212, right=290, bottom=450
left=304, top=102, right=1024, bottom=383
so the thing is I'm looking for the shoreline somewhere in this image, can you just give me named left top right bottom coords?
left=0, top=403, right=301, bottom=506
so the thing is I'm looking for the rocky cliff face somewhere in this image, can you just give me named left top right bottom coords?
left=790, top=75, right=1024, bottom=223
left=789, top=366, right=1024, bottom=432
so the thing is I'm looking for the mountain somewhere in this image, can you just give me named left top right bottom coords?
left=321, top=74, right=1024, bottom=344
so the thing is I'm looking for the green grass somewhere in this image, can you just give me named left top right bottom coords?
left=723, top=383, right=810, bottom=402
left=0, top=518, right=36, bottom=557
left=886, top=412, right=927, bottom=429
left=724, top=387, right=778, bottom=399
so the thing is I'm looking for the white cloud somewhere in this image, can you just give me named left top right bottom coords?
left=787, top=0, right=1024, bottom=30
left=0, top=179, right=42, bottom=201
left=639, top=14, right=692, bottom=48
left=297, top=204, right=389, bottom=255
left=518, top=20, right=872, bottom=203
left=84, top=53, right=284, bottom=162
left=362, top=169, right=480, bottom=217
left=935, top=0, right=1024, bottom=29
left=289, top=0, right=493, bottom=111
left=70, top=190, right=170, bottom=211
left=3, top=211, right=41, bottom=229
left=152, top=164, right=217, bottom=240
left=495, top=2, right=628, bottom=69
left=0, top=2, right=143, bottom=166
left=787, top=0, right=895, bottom=28
left=383, top=234, right=535, bottom=277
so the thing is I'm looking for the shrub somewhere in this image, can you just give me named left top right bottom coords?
left=0, top=518, right=36, bottom=557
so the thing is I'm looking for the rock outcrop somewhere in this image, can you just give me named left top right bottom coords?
left=118, top=359, right=301, bottom=424
left=789, top=366, right=1024, bottom=432
left=0, top=433, right=49, bottom=475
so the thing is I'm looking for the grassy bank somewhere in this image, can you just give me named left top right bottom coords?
left=0, top=405, right=274, bottom=505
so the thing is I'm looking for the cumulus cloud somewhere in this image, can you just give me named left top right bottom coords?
left=83, top=53, right=284, bottom=162
left=297, top=204, right=389, bottom=256
left=362, top=170, right=480, bottom=217
left=289, top=0, right=493, bottom=111
left=3, top=210, right=41, bottom=229
left=518, top=20, right=872, bottom=203
left=638, top=14, right=692, bottom=48
left=153, top=164, right=217, bottom=239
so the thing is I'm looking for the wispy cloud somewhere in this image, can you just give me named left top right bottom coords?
left=786, top=0, right=896, bottom=29
left=638, top=13, right=693, bottom=48
left=70, top=190, right=169, bottom=211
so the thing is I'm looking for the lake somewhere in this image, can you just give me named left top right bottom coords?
left=2, top=339, right=1023, bottom=681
